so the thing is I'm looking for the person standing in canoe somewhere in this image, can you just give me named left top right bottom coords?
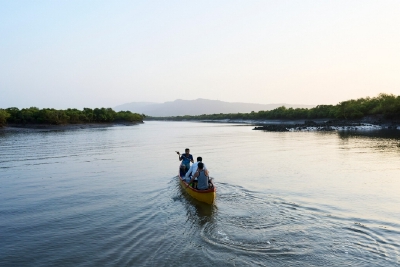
left=186, top=163, right=209, bottom=190
left=177, top=148, right=194, bottom=174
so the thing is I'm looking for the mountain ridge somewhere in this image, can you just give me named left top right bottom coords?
left=114, top=99, right=315, bottom=117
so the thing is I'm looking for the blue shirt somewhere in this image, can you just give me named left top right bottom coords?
left=181, top=154, right=193, bottom=165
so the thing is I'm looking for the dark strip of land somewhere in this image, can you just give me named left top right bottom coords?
left=252, top=118, right=399, bottom=132
left=0, top=123, right=143, bottom=133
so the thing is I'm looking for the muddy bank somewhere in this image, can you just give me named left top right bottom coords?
left=253, top=119, right=400, bottom=132
left=0, top=122, right=143, bottom=132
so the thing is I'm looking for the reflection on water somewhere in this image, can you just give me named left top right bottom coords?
left=338, top=129, right=400, bottom=140
left=1, top=122, right=399, bottom=266
left=179, top=180, right=216, bottom=227
left=336, top=130, right=400, bottom=154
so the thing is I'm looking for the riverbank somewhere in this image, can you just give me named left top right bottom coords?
left=146, top=117, right=400, bottom=132
left=252, top=118, right=400, bottom=132
left=0, top=122, right=143, bottom=132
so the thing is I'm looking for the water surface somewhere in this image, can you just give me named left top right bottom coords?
left=1, top=122, right=399, bottom=266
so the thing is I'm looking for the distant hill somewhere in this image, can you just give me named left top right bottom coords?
left=114, top=99, right=315, bottom=117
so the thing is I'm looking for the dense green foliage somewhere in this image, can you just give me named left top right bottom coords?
left=0, top=107, right=143, bottom=126
left=0, top=109, right=10, bottom=126
left=149, top=94, right=400, bottom=121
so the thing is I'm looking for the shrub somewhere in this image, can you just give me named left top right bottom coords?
left=0, top=109, right=10, bottom=126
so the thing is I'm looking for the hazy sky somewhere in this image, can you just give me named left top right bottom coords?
left=1, top=0, right=400, bottom=108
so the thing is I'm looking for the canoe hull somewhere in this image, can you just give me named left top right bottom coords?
left=178, top=175, right=216, bottom=204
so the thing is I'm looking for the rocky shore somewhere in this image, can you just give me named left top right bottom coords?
left=252, top=119, right=400, bottom=132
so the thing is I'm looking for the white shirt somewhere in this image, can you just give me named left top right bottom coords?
left=184, top=161, right=207, bottom=180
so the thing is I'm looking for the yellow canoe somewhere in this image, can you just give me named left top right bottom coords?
left=178, top=171, right=216, bottom=205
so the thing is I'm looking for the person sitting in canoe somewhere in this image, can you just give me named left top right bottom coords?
left=184, top=156, right=207, bottom=182
left=186, top=163, right=210, bottom=190
left=177, top=148, right=194, bottom=174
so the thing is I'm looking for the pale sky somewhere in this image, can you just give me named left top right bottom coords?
left=1, top=0, right=400, bottom=109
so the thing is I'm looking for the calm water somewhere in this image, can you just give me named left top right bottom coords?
left=1, top=121, right=400, bottom=266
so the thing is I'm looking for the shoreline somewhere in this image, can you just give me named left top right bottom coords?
left=251, top=120, right=395, bottom=132
left=0, top=122, right=143, bottom=132
left=4, top=119, right=400, bottom=133
left=250, top=119, right=400, bottom=132
left=146, top=118, right=400, bottom=132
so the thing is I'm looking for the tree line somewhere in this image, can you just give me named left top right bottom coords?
left=0, top=107, right=144, bottom=127
left=148, top=93, right=400, bottom=121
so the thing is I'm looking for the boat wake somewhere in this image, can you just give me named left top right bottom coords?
left=193, top=183, right=400, bottom=266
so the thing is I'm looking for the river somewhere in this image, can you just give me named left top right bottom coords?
left=1, top=121, right=399, bottom=266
